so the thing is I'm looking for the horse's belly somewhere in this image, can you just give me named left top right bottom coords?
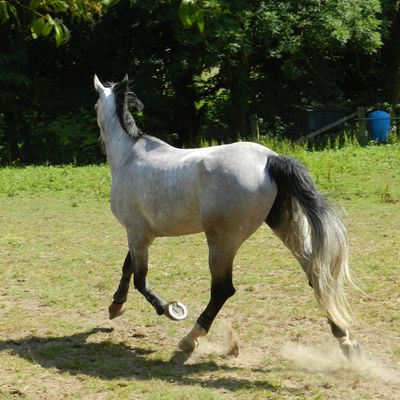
left=150, top=212, right=203, bottom=236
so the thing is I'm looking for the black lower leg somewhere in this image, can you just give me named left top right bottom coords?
left=134, top=274, right=167, bottom=316
left=113, top=252, right=133, bottom=304
left=329, top=320, right=347, bottom=338
left=197, top=280, right=236, bottom=333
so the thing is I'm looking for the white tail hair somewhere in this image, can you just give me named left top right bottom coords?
left=267, top=155, right=355, bottom=328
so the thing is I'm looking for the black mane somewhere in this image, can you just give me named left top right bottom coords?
left=112, top=79, right=144, bottom=138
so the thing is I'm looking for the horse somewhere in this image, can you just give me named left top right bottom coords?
left=93, top=74, right=360, bottom=360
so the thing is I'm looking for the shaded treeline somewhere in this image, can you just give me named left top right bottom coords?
left=0, top=0, right=399, bottom=164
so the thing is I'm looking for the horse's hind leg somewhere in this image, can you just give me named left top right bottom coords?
left=179, top=240, right=239, bottom=355
left=329, top=320, right=360, bottom=362
left=109, top=251, right=132, bottom=319
left=266, top=198, right=360, bottom=361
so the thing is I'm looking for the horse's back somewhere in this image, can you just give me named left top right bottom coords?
left=197, top=142, right=278, bottom=242
left=198, top=141, right=277, bottom=196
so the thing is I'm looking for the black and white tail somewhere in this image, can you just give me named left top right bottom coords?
left=267, top=155, right=355, bottom=328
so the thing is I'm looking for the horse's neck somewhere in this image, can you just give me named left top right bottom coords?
left=104, top=119, right=172, bottom=176
left=104, top=118, right=134, bottom=176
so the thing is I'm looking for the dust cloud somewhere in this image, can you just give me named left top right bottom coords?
left=281, top=342, right=400, bottom=385
left=188, top=320, right=240, bottom=361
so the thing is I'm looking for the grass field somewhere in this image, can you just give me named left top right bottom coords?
left=0, top=142, right=399, bottom=399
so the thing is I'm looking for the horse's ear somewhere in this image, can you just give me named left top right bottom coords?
left=94, top=74, right=105, bottom=93
left=122, top=74, right=129, bottom=82
left=134, top=96, right=144, bottom=112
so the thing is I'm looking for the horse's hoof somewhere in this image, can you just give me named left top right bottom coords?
left=108, top=302, right=125, bottom=320
left=164, top=301, right=188, bottom=321
left=341, top=339, right=362, bottom=363
left=178, top=337, right=197, bottom=353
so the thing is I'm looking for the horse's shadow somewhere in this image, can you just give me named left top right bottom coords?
left=0, top=327, right=282, bottom=393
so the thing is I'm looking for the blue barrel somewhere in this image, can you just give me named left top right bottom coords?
left=368, top=111, right=391, bottom=143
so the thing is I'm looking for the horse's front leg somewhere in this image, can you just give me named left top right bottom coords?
left=109, top=251, right=133, bottom=319
left=111, top=237, right=188, bottom=321
left=131, top=243, right=168, bottom=316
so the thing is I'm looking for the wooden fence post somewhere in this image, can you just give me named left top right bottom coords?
left=357, top=107, right=367, bottom=138
left=249, top=114, right=260, bottom=141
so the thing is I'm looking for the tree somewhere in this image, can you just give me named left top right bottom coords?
left=381, top=1, right=400, bottom=105
left=0, top=0, right=116, bottom=46
left=0, top=0, right=394, bottom=164
left=180, top=0, right=383, bottom=136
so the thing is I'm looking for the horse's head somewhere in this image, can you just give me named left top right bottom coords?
left=94, top=74, right=144, bottom=143
left=94, top=74, right=114, bottom=145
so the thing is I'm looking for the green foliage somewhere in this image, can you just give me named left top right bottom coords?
left=30, top=14, right=70, bottom=46
left=179, top=0, right=205, bottom=33
left=0, top=0, right=398, bottom=163
left=0, top=0, right=116, bottom=46
left=0, top=48, right=30, bottom=111
left=50, top=110, right=97, bottom=147
left=0, top=109, right=102, bottom=165
left=34, top=109, right=101, bottom=164
left=0, top=0, right=17, bottom=25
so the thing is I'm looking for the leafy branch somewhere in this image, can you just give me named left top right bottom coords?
left=0, top=0, right=116, bottom=46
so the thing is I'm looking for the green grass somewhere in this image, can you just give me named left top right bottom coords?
left=0, top=142, right=399, bottom=399
left=1, top=142, right=398, bottom=202
left=0, top=164, right=111, bottom=198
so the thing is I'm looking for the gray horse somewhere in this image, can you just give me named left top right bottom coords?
left=94, top=75, right=359, bottom=360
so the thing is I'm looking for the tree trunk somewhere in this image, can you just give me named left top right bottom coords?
left=172, top=72, right=200, bottom=145
left=229, top=51, right=250, bottom=137
left=3, top=113, right=21, bottom=163
left=386, top=8, right=400, bottom=105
